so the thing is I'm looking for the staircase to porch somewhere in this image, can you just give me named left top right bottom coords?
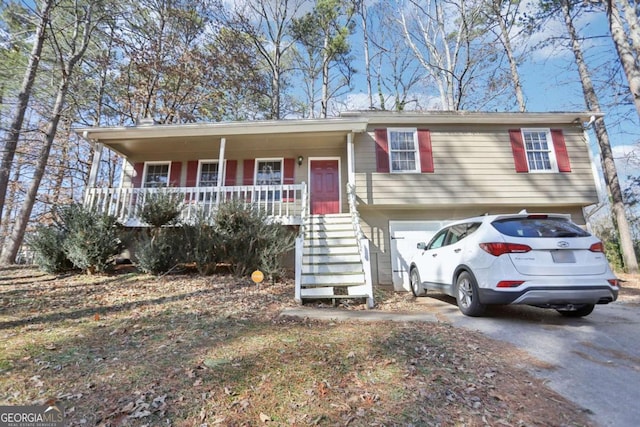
left=296, top=214, right=374, bottom=307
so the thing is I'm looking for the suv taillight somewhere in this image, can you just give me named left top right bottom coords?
left=480, top=242, right=532, bottom=257
left=589, top=242, right=604, bottom=252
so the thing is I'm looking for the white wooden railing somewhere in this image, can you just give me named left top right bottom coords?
left=294, top=182, right=309, bottom=304
left=84, top=184, right=306, bottom=226
left=347, top=182, right=375, bottom=308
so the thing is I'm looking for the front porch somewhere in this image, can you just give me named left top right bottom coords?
left=84, top=184, right=307, bottom=226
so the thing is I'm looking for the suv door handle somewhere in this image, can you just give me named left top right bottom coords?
left=432, top=253, right=438, bottom=257
left=454, top=249, right=461, bottom=253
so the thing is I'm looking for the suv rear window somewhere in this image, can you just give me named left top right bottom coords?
left=491, top=217, right=590, bottom=238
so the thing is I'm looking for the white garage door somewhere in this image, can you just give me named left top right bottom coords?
left=389, top=221, right=448, bottom=291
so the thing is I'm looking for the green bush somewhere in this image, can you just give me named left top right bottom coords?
left=214, top=200, right=295, bottom=279
left=58, top=204, right=123, bottom=273
left=136, top=228, right=185, bottom=275
left=182, top=211, right=218, bottom=275
left=26, top=226, right=73, bottom=274
left=139, top=192, right=183, bottom=227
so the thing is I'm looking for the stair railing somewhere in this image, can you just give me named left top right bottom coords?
left=294, top=182, right=308, bottom=304
left=346, top=182, right=374, bottom=308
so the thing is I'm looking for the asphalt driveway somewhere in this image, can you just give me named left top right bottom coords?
left=416, top=295, right=640, bottom=427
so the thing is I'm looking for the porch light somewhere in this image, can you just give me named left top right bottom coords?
left=297, top=155, right=304, bottom=166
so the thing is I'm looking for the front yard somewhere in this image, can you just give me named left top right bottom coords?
left=0, top=266, right=603, bottom=426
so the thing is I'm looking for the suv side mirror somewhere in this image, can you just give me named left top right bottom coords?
left=417, top=242, right=427, bottom=250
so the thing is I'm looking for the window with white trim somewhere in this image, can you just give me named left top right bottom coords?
left=522, top=129, right=557, bottom=172
left=198, top=161, right=219, bottom=187
left=255, top=159, right=283, bottom=185
left=388, top=128, right=420, bottom=173
left=255, top=159, right=283, bottom=201
left=143, top=162, right=170, bottom=188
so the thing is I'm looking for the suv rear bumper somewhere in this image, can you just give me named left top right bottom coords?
left=478, top=286, right=618, bottom=306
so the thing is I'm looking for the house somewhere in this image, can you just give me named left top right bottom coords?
left=76, top=111, right=601, bottom=307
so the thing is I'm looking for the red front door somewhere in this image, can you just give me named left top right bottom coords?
left=310, top=160, right=340, bottom=215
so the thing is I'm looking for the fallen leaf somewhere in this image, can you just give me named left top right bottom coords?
left=94, top=313, right=100, bottom=321
left=259, top=412, right=271, bottom=422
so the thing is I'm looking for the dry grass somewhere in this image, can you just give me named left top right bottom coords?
left=0, top=265, right=599, bottom=426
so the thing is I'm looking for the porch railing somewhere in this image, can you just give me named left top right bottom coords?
left=347, top=182, right=374, bottom=308
left=84, top=184, right=306, bottom=226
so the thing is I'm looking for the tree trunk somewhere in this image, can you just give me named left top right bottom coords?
left=562, top=0, right=638, bottom=272
left=0, top=82, right=68, bottom=264
left=492, top=0, right=526, bottom=112
left=605, top=0, right=640, bottom=118
left=359, top=1, right=373, bottom=109
left=0, top=4, right=94, bottom=264
left=0, top=0, right=54, bottom=226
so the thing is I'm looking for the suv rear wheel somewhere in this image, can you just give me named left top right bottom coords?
left=456, top=271, right=485, bottom=317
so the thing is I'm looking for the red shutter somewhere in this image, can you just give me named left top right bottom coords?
left=417, top=129, right=434, bottom=173
left=374, top=128, right=390, bottom=173
left=283, top=158, right=295, bottom=201
left=225, top=160, right=237, bottom=185
left=509, top=129, right=529, bottom=173
left=243, top=159, right=255, bottom=185
left=132, top=162, right=145, bottom=188
left=551, top=129, right=571, bottom=172
left=186, top=161, right=198, bottom=187
left=169, top=161, right=182, bottom=186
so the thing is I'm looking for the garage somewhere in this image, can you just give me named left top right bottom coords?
left=389, top=220, right=448, bottom=291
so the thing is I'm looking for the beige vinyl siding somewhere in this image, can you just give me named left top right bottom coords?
left=354, top=124, right=598, bottom=207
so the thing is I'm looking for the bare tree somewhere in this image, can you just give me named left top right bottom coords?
left=0, top=0, right=54, bottom=231
left=556, top=0, right=638, bottom=272
left=398, top=0, right=499, bottom=110
left=291, top=0, right=356, bottom=118
left=1, top=0, right=99, bottom=264
left=601, top=0, right=640, bottom=118
left=227, top=0, right=307, bottom=119
left=486, top=0, right=527, bottom=112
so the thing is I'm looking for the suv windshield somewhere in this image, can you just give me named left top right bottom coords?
left=492, top=217, right=590, bottom=238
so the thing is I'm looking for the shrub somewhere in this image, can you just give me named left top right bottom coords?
left=214, top=200, right=295, bottom=279
left=182, top=211, right=218, bottom=275
left=136, top=228, right=185, bottom=275
left=58, top=204, right=124, bottom=273
left=26, top=226, right=73, bottom=274
left=139, top=192, right=183, bottom=227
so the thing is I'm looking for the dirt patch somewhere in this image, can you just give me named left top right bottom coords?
left=0, top=266, right=597, bottom=426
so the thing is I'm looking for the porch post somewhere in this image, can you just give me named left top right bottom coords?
left=87, top=140, right=103, bottom=189
left=347, top=132, right=355, bottom=185
left=217, top=137, right=226, bottom=189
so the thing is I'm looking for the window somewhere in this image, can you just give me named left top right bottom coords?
left=522, top=129, right=557, bottom=172
left=256, top=159, right=283, bottom=185
left=428, top=229, right=449, bottom=250
left=388, top=128, right=420, bottom=173
left=447, top=222, right=481, bottom=244
left=143, top=162, right=170, bottom=188
left=198, top=161, right=219, bottom=187
left=255, top=159, right=283, bottom=200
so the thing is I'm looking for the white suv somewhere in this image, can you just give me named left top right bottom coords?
left=409, top=213, right=619, bottom=317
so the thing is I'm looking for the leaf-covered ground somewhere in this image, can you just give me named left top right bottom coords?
left=2, top=265, right=630, bottom=426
